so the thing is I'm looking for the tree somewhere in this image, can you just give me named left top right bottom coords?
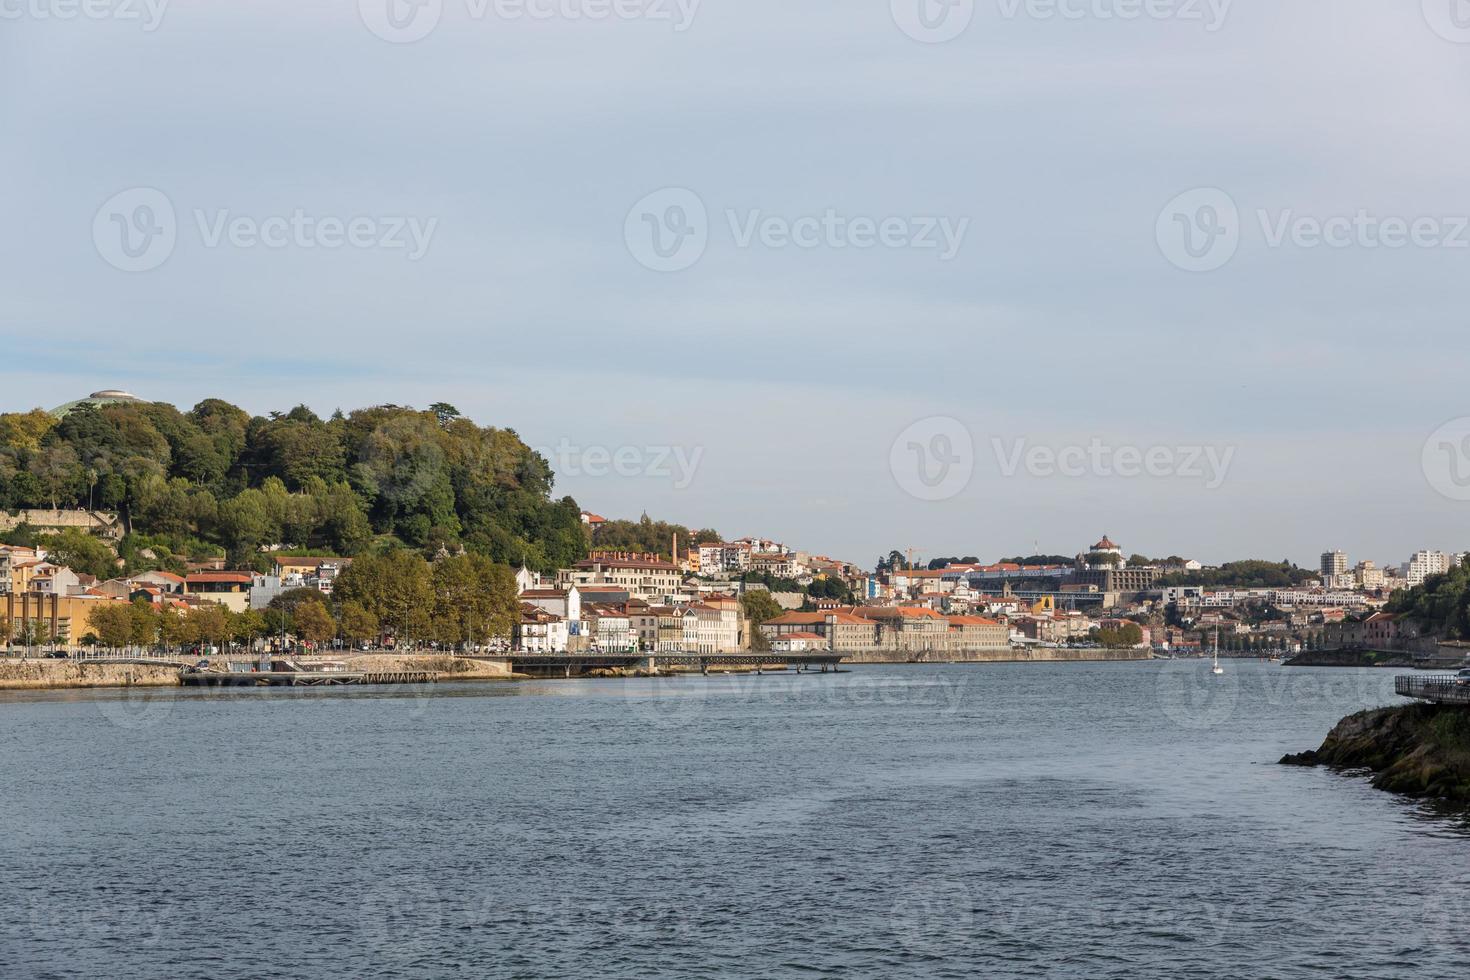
left=90, top=604, right=135, bottom=652
left=230, top=609, right=267, bottom=648
left=293, top=601, right=337, bottom=646
left=189, top=605, right=231, bottom=651
left=128, top=600, right=160, bottom=649
left=338, top=601, right=380, bottom=648
left=333, top=551, right=433, bottom=644
left=40, top=529, right=118, bottom=580
left=430, top=553, right=518, bottom=649
left=430, top=403, right=461, bottom=428
left=740, top=590, right=784, bottom=628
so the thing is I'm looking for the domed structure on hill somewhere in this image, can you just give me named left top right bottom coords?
left=50, top=389, right=144, bottom=418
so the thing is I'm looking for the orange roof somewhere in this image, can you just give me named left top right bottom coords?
left=186, top=572, right=254, bottom=584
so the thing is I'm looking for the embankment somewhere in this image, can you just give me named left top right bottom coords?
left=844, top=648, right=1152, bottom=665
left=0, top=659, right=180, bottom=690
left=0, top=654, right=517, bottom=691
left=1281, top=703, right=1470, bottom=804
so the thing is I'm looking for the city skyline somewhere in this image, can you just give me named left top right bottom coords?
left=7, top=1, right=1470, bottom=572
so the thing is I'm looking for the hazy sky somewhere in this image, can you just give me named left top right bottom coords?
left=4, top=0, right=1470, bottom=569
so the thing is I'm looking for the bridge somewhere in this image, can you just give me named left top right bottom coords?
left=1394, top=675, right=1470, bottom=705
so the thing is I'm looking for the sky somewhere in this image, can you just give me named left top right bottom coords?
left=4, top=0, right=1470, bottom=570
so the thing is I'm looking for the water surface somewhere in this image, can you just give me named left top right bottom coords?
left=2, top=660, right=1466, bottom=978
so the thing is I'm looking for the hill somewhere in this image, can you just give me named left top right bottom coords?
left=0, top=398, right=586, bottom=573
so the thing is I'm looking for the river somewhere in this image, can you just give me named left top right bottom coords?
left=2, top=660, right=1467, bottom=978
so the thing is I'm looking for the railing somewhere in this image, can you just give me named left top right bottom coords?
left=1395, top=675, right=1470, bottom=704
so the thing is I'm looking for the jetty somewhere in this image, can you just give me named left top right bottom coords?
left=178, top=656, right=436, bottom=688
left=505, top=651, right=846, bottom=677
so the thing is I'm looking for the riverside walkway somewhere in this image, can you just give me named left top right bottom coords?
left=1395, top=675, right=1470, bottom=705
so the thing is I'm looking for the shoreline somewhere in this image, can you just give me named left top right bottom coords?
left=1281, top=703, right=1470, bottom=804
left=0, top=649, right=1157, bottom=692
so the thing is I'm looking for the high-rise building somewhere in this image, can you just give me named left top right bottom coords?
left=1320, top=550, right=1347, bottom=580
left=1403, top=550, right=1451, bottom=588
left=1355, top=561, right=1384, bottom=591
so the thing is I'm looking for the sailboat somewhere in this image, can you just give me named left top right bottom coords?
left=1211, top=627, right=1224, bottom=675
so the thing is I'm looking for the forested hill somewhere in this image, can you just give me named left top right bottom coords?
left=1385, top=563, right=1470, bottom=639
left=0, top=399, right=588, bottom=572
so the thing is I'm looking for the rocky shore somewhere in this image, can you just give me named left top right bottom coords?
left=1281, top=703, right=1470, bottom=804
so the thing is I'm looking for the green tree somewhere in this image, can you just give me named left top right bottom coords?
left=740, top=590, right=784, bottom=627
left=293, top=601, right=337, bottom=646
left=40, top=529, right=118, bottom=580
left=338, top=601, right=380, bottom=648
left=430, top=553, right=518, bottom=649
left=90, top=604, right=135, bottom=652
left=333, top=551, right=434, bottom=645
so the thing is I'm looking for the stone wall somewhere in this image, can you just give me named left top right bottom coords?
left=0, top=658, right=179, bottom=689
left=0, top=509, right=123, bottom=539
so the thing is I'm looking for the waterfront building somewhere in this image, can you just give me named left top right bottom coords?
left=183, top=571, right=258, bottom=613
left=769, top=632, right=823, bottom=653
left=521, top=587, right=583, bottom=626
left=761, top=611, right=880, bottom=652
left=681, top=601, right=741, bottom=654
left=3, top=592, right=127, bottom=648
left=560, top=552, right=684, bottom=602
left=584, top=604, right=636, bottom=652
left=515, top=603, right=569, bottom=652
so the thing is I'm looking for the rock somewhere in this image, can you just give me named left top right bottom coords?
left=1281, top=704, right=1470, bottom=804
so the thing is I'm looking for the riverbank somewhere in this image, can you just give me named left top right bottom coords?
left=0, top=654, right=517, bottom=690
left=844, top=648, right=1152, bottom=665
left=1281, top=703, right=1470, bottom=804
left=0, top=659, right=180, bottom=690
left=1284, top=649, right=1417, bottom=669
left=1285, top=647, right=1470, bottom=670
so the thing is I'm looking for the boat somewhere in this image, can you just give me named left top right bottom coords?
left=1211, top=628, right=1224, bottom=675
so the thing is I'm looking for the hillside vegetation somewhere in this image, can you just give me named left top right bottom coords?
left=0, top=399, right=586, bottom=572
left=1385, top=563, right=1470, bottom=638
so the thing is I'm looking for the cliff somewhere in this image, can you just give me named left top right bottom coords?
left=1281, top=704, right=1470, bottom=803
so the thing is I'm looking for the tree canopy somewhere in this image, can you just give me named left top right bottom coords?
left=0, top=399, right=587, bottom=572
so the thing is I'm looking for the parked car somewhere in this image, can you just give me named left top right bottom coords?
left=1454, top=669, right=1470, bottom=687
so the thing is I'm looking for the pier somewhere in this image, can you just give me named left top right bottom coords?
left=506, top=652, right=846, bottom=677
left=179, top=668, right=437, bottom=687
left=1394, top=675, right=1470, bottom=705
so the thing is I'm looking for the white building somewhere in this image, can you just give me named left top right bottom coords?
left=516, top=604, right=569, bottom=652
left=1403, top=550, right=1451, bottom=587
